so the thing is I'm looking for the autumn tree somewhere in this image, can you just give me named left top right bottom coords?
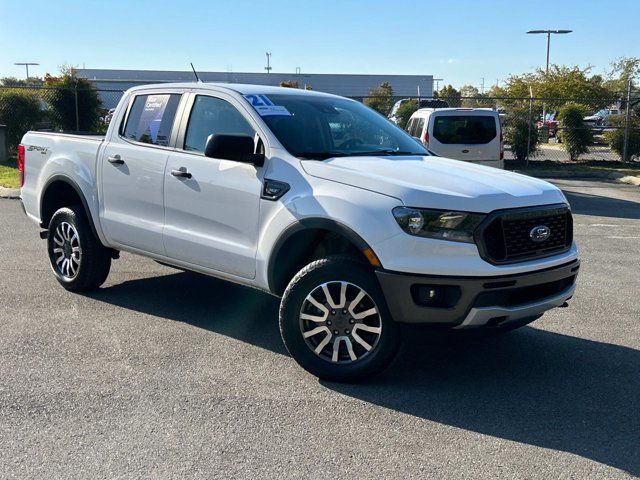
left=364, top=81, right=395, bottom=115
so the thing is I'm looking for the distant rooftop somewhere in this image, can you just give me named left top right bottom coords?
left=78, top=68, right=434, bottom=97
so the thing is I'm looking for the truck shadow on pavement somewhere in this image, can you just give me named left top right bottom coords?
left=332, top=325, right=640, bottom=477
left=88, top=270, right=639, bottom=477
left=563, top=189, right=640, bottom=220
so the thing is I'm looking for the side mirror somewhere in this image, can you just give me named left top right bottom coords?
left=204, top=134, right=264, bottom=166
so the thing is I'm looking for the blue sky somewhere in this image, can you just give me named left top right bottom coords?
left=1, top=0, right=638, bottom=88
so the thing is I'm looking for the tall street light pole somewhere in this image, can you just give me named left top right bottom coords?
left=265, top=52, right=272, bottom=73
left=526, top=30, right=572, bottom=130
left=14, top=62, right=39, bottom=79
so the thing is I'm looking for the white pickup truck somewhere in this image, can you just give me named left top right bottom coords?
left=19, top=83, right=580, bottom=381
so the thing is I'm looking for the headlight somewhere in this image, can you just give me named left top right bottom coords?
left=392, top=207, right=485, bottom=243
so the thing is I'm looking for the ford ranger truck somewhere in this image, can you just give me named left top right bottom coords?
left=19, top=83, right=579, bottom=382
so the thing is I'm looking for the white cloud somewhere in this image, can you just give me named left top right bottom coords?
left=440, top=58, right=459, bottom=64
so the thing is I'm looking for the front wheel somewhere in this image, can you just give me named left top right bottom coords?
left=279, top=255, right=400, bottom=382
left=47, top=205, right=111, bottom=292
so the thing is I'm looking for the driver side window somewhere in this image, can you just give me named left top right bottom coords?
left=184, top=95, right=255, bottom=153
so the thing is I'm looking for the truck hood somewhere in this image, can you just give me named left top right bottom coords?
left=301, top=155, right=567, bottom=212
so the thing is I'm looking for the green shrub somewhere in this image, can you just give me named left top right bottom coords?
left=396, top=100, right=419, bottom=130
left=0, top=89, right=43, bottom=151
left=45, top=71, right=102, bottom=131
left=604, top=115, right=640, bottom=161
left=364, top=82, right=395, bottom=115
left=558, top=102, right=592, bottom=161
left=504, top=109, right=538, bottom=162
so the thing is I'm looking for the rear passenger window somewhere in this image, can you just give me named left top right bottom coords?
left=184, top=95, right=255, bottom=153
left=433, top=115, right=497, bottom=144
left=122, top=94, right=181, bottom=146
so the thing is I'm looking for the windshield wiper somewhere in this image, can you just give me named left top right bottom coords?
left=295, top=151, right=349, bottom=160
left=354, top=149, right=425, bottom=156
left=295, top=150, right=426, bottom=160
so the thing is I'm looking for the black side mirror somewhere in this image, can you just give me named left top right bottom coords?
left=204, top=134, right=264, bottom=166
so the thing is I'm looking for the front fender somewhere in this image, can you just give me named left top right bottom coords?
left=255, top=180, right=401, bottom=291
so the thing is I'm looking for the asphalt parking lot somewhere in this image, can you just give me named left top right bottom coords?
left=1, top=178, right=638, bottom=479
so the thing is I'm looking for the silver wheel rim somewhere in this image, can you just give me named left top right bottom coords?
left=52, top=221, right=82, bottom=280
left=299, top=281, right=382, bottom=364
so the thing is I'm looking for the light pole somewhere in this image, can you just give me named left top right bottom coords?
left=526, top=30, right=572, bottom=128
left=265, top=52, right=272, bottom=73
left=14, top=62, right=39, bottom=79
left=526, top=29, right=572, bottom=74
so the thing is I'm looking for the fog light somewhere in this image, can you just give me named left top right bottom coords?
left=415, top=286, right=442, bottom=306
left=411, top=284, right=462, bottom=308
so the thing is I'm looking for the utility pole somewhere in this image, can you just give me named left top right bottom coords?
left=622, top=79, right=632, bottom=162
left=433, top=78, right=443, bottom=95
left=526, top=30, right=572, bottom=127
left=481, top=77, right=485, bottom=94
left=14, top=62, right=39, bottom=79
left=265, top=52, right=272, bottom=73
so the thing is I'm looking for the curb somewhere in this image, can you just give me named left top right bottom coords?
left=0, top=186, right=20, bottom=199
left=514, top=169, right=640, bottom=187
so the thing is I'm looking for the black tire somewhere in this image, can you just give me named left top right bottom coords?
left=279, top=255, right=400, bottom=382
left=47, top=205, right=111, bottom=292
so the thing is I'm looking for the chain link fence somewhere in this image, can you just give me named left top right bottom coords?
left=1, top=85, right=639, bottom=164
left=350, top=94, right=640, bottom=164
left=0, top=86, right=125, bottom=152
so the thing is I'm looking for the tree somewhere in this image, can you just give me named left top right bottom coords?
left=438, top=85, right=461, bottom=107
left=504, top=109, right=538, bottom=162
left=0, top=89, right=43, bottom=151
left=459, top=84, right=493, bottom=108
left=396, top=100, right=419, bottom=130
left=44, top=66, right=102, bottom=131
left=604, top=115, right=640, bottom=161
left=0, top=76, right=44, bottom=87
left=279, top=80, right=299, bottom=88
left=364, top=81, right=394, bottom=115
left=604, top=56, right=640, bottom=96
left=558, top=103, right=592, bottom=161
left=496, top=66, right=613, bottom=112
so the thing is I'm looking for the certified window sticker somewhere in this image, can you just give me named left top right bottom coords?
left=243, top=94, right=291, bottom=116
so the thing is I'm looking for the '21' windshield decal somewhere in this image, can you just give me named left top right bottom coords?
left=243, top=95, right=291, bottom=116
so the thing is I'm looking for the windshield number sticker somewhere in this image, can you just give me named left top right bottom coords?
left=244, top=94, right=291, bottom=116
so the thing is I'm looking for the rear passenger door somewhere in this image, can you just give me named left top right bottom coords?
left=100, top=91, right=183, bottom=254
left=162, top=92, right=264, bottom=278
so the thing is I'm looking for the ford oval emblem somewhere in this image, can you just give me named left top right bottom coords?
left=529, top=225, right=551, bottom=242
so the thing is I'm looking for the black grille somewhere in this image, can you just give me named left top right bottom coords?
left=476, top=205, right=573, bottom=264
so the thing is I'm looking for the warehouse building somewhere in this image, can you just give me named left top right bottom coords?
left=78, top=68, right=434, bottom=108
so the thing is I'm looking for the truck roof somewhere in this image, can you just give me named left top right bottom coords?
left=126, top=82, right=341, bottom=98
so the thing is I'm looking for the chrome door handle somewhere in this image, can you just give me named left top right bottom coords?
left=107, top=154, right=124, bottom=165
left=171, top=167, right=192, bottom=179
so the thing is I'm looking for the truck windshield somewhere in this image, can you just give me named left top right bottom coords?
left=250, top=94, right=428, bottom=159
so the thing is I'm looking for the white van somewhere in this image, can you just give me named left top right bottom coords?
left=406, top=108, right=504, bottom=169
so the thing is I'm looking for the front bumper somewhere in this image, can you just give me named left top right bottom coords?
left=376, top=259, right=579, bottom=328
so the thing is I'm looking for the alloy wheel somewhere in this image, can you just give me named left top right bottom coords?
left=52, top=221, right=82, bottom=280
left=299, top=281, right=382, bottom=364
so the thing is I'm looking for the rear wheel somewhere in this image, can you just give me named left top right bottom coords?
left=279, top=255, right=400, bottom=382
left=47, top=206, right=111, bottom=292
